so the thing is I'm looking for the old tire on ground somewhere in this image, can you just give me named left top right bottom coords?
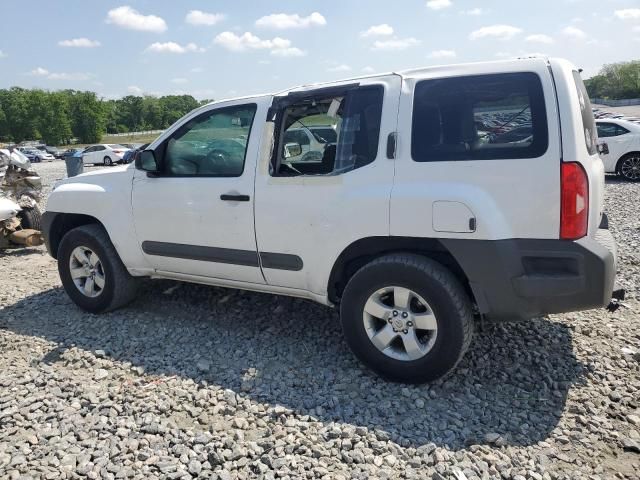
left=58, top=224, right=138, bottom=313
left=340, top=253, right=474, bottom=384
left=17, top=205, right=42, bottom=231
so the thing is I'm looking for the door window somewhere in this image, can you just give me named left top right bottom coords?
left=161, top=104, right=257, bottom=177
left=271, top=86, right=384, bottom=176
left=597, top=122, right=630, bottom=138
left=412, top=72, right=548, bottom=162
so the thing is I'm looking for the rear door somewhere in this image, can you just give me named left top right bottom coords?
left=254, top=76, right=401, bottom=296
left=392, top=59, right=561, bottom=241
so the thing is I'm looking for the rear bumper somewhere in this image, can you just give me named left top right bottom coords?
left=442, top=228, right=617, bottom=321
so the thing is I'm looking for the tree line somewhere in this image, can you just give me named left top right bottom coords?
left=0, top=87, right=210, bottom=145
left=585, top=60, right=640, bottom=100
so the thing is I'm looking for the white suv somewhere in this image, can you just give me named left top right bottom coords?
left=43, top=58, right=617, bottom=383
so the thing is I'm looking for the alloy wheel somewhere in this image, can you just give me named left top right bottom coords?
left=69, top=246, right=106, bottom=297
left=621, top=155, right=640, bottom=181
left=362, top=286, right=438, bottom=361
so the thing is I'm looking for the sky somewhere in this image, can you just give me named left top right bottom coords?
left=1, top=0, right=639, bottom=101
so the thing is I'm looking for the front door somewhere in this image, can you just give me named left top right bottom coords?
left=131, top=99, right=269, bottom=284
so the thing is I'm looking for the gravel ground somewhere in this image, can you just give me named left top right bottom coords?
left=1, top=161, right=639, bottom=480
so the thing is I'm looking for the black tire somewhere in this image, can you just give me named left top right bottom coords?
left=17, top=205, right=42, bottom=231
left=340, top=253, right=474, bottom=384
left=103, top=156, right=113, bottom=166
left=616, top=153, right=640, bottom=182
left=58, top=224, right=139, bottom=313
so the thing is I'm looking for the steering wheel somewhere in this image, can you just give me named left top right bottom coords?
left=204, top=149, right=232, bottom=173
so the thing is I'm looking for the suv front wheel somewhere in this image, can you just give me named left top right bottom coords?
left=58, top=224, right=139, bottom=313
left=340, top=254, right=474, bottom=384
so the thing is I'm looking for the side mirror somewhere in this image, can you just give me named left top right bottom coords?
left=136, top=150, right=159, bottom=173
left=284, top=142, right=302, bottom=158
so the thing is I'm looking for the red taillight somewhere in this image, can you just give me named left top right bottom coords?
left=560, top=162, right=589, bottom=240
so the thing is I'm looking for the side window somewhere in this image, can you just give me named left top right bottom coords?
left=573, top=71, right=597, bottom=155
left=96, top=146, right=106, bottom=152
left=596, top=123, right=618, bottom=138
left=84, top=147, right=94, bottom=153
left=162, top=104, right=257, bottom=177
left=272, top=86, right=384, bottom=176
left=412, top=72, right=548, bottom=162
left=616, top=125, right=630, bottom=136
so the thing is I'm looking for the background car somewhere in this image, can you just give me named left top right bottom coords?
left=121, top=143, right=146, bottom=164
left=597, top=119, right=640, bottom=181
left=81, top=144, right=130, bottom=166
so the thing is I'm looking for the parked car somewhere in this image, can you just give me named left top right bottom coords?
left=37, top=145, right=64, bottom=159
left=31, top=149, right=55, bottom=162
left=121, top=144, right=145, bottom=164
left=18, top=148, right=39, bottom=163
left=62, top=148, right=84, bottom=159
left=81, top=144, right=130, bottom=166
left=43, top=57, right=618, bottom=383
left=596, top=119, right=640, bottom=181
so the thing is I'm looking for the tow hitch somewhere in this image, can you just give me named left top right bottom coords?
left=607, top=287, right=626, bottom=313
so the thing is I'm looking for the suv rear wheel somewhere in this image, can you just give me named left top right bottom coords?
left=58, top=224, right=139, bottom=313
left=340, top=254, right=473, bottom=383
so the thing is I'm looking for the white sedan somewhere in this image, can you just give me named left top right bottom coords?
left=597, top=119, right=640, bottom=181
left=82, top=144, right=130, bottom=166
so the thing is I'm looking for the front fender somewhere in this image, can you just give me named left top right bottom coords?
left=45, top=169, right=148, bottom=270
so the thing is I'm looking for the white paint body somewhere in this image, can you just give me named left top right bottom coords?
left=596, top=119, right=640, bottom=173
left=45, top=57, right=605, bottom=306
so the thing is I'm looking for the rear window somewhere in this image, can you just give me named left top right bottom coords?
left=412, top=72, right=548, bottom=162
left=572, top=70, right=597, bottom=155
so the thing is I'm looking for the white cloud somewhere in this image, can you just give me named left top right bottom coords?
left=362, top=66, right=375, bottom=73
left=30, top=67, right=90, bottom=81
left=214, top=31, right=305, bottom=56
left=58, top=38, right=101, bottom=48
left=360, top=24, right=393, bottom=37
left=31, top=67, right=49, bottom=76
left=106, top=6, right=167, bottom=33
left=0, top=50, right=7, bottom=58
left=171, top=78, right=188, bottom=84
left=127, top=86, right=143, bottom=95
left=428, top=49, right=457, bottom=59
left=255, top=12, right=326, bottom=29
left=327, top=64, right=352, bottom=72
left=614, top=9, right=640, bottom=20
left=562, top=26, right=587, bottom=40
left=372, top=37, right=420, bottom=51
left=271, top=47, right=306, bottom=57
left=469, top=24, right=523, bottom=40
left=461, top=8, right=483, bottom=15
left=48, top=72, right=91, bottom=81
left=185, top=10, right=225, bottom=26
left=426, top=0, right=452, bottom=11
left=145, top=42, right=204, bottom=54
left=190, top=67, right=204, bottom=73
left=525, top=34, right=554, bottom=44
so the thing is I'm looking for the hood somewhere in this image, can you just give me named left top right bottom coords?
left=70, top=163, right=132, bottom=180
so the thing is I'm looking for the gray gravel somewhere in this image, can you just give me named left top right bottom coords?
left=1, top=161, right=639, bottom=480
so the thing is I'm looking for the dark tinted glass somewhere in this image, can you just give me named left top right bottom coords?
left=597, top=123, right=618, bottom=138
left=412, top=72, right=548, bottom=162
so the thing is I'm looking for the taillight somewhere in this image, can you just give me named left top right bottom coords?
left=560, top=162, right=589, bottom=240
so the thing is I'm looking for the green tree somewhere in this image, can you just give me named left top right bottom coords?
left=67, top=91, right=106, bottom=143
left=585, top=60, right=640, bottom=100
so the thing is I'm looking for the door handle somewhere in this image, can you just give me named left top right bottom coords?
left=220, top=194, right=250, bottom=202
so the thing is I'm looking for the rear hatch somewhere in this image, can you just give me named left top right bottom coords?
left=549, top=59, right=605, bottom=239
